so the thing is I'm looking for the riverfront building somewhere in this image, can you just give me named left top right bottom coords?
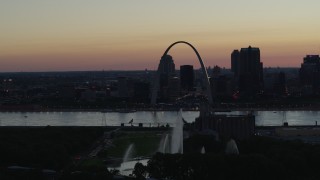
left=195, top=104, right=255, bottom=140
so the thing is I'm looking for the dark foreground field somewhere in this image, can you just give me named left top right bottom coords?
left=0, top=126, right=104, bottom=169
left=0, top=126, right=165, bottom=180
left=1, top=127, right=320, bottom=180
left=0, top=126, right=106, bottom=179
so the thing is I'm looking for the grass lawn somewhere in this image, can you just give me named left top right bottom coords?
left=101, top=131, right=165, bottom=158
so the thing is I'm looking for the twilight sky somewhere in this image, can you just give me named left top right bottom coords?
left=1, top=0, right=320, bottom=72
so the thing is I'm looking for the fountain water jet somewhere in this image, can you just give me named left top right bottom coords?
left=170, top=109, right=184, bottom=154
left=158, top=134, right=169, bottom=153
left=225, top=139, right=239, bottom=155
left=123, top=143, right=135, bottom=162
left=201, top=146, right=205, bottom=154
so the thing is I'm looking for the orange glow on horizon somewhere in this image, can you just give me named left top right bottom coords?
left=1, top=1, right=320, bottom=71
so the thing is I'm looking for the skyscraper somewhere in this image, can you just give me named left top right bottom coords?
left=299, top=55, right=320, bottom=93
left=168, top=77, right=180, bottom=100
left=159, top=55, right=176, bottom=88
left=159, top=55, right=175, bottom=74
left=180, top=65, right=194, bottom=91
left=232, top=46, right=263, bottom=96
left=231, top=50, right=240, bottom=75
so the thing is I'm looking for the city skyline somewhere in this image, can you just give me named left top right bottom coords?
left=1, top=0, right=320, bottom=72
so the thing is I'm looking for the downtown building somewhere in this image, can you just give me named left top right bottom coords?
left=157, top=55, right=180, bottom=101
left=159, top=55, right=176, bottom=88
left=231, top=46, right=264, bottom=97
left=180, top=65, right=194, bottom=92
left=210, top=66, right=235, bottom=99
left=299, top=55, right=320, bottom=95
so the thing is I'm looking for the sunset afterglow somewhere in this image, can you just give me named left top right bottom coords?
left=1, top=0, right=320, bottom=71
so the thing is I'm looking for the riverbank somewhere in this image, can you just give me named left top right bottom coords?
left=3, top=106, right=320, bottom=112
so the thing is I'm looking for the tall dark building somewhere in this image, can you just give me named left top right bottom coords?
left=232, top=46, right=263, bottom=96
left=299, top=55, right=320, bottom=93
left=180, top=65, right=194, bottom=91
left=231, top=50, right=240, bottom=75
left=159, top=55, right=175, bottom=74
left=168, top=77, right=180, bottom=100
left=156, top=54, right=176, bottom=100
left=159, top=55, right=175, bottom=88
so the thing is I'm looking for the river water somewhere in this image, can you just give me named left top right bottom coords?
left=0, top=111, right=319, bottom=126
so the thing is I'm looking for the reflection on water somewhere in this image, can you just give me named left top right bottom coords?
left=0, top=111, right=199, bottom=126
left=0, top=111, right=320, bottom=126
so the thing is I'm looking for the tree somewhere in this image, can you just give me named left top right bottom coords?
left=132, top=162, right=147, bottom=180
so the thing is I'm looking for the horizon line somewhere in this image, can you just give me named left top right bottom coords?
left=0, top=66, right=301, bottom=74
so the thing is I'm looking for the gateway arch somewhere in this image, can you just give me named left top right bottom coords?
left=151, top=41, right=213, bottom=105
